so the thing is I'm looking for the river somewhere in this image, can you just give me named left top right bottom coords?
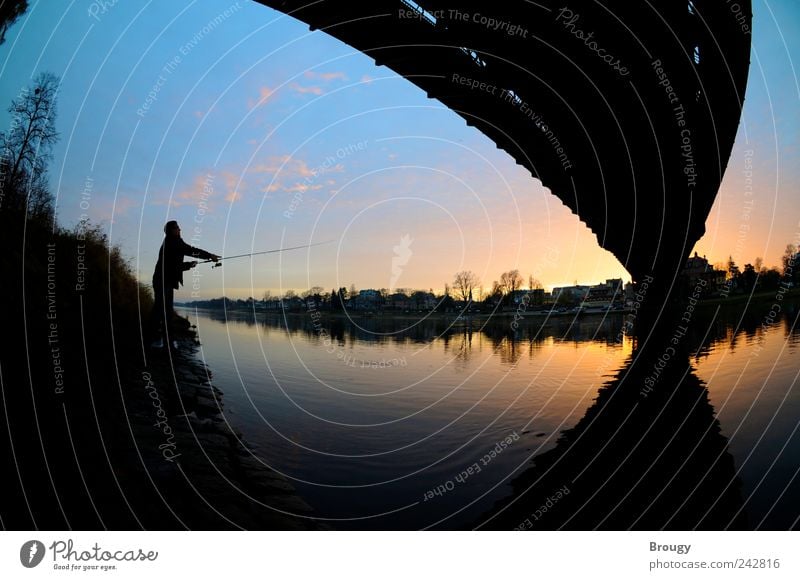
left=178, top=299, right=800, bottom=530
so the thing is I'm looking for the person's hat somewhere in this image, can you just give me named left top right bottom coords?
left=164, top=220, right=179, bottom=233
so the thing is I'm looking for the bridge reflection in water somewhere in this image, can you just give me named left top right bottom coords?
left=480, top=311, right=748, bottom=530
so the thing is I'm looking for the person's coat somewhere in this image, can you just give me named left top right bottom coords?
left=152, top=236, right=215, bottom=289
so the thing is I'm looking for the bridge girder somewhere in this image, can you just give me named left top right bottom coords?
left=256, top=0, right=751, bottom=287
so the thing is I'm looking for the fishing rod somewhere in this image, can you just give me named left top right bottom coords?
left=197, top=240, right=334, bottom=268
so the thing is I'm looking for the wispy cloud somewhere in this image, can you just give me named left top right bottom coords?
left=249, top=155, right=314, bottom=178
left=247, top=85, right=276, bottom=110
left=222, top=171, right=244, bottom=203
left=286, top=71, right=346, bottom=98
left=174, top=173, right=217, bottom=207
left=285, top=182, right=323, bottom=194
left=150, top=172, right=219, bottom=209
left=249, top=155, right=345, bottom=180
left=247, top=72, right=344, bottom=107
left=113, top=195, right=139, bottom=217
left=248, top=154, right=344, bottom=198
left=304, top=70, right=346, bottom=82
left=288, top=82, right=323, bottom=96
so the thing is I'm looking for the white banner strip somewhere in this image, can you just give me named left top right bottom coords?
left=1, top=531, right=797, bottom=579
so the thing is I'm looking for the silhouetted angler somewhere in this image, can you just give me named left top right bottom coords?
left=151, top=220, right=218, bottom=348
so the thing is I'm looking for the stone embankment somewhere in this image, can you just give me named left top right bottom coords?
left=120, top=328, right=324, bottom=530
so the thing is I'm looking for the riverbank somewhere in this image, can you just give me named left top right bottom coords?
left=1, top=290, right=325, bottom=529
left=121, top=320, right=325, bottom=530
left=183, top=305, right=631, bottom=322
left=184, top=287, right=800, bottom=323
left=695, top=287, right=800, bottom=308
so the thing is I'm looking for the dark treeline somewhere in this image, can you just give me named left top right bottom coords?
left=185, top=269, right=545, bottom=313
left=0, top=72, right=155, bottom=529
left=720, top=250, right=800, bottom=294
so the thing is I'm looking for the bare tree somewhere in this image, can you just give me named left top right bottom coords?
left=453, top=270, right=480, bottom=302
left=1, top=72, right=59, bottom=219
left=500, top=269, right=523, bottom=294
left=24, top=172, right=53, bottom=220
left=489, top=280, right=503, bottom=298
left=528, top=275, right=542, bottom=290
left=302, top=286, right=325, bottom=299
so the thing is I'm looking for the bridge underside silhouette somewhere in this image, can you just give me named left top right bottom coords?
left=257, top=0, right=751, bottom=290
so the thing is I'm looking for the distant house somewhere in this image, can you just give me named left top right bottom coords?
left=583, top=278, right=623, bottom=307
left=551, top=285, right=592, bottom=305
left=409, top=291, right=437, bottom=311
left=354, top=289, right=381, bottom=310
left=683, top=252, right=726, bottom=295
left=280, top=296, right=304, bottom=311
left=388, top=292, right=411, bottom=310
left=550, top=280, right=623, bottom=308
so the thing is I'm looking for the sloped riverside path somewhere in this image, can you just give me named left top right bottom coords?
left=118, top=330, right=325, bottom=530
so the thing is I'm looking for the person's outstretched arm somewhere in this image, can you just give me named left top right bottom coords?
left=180, top=239, right=219, bottom=261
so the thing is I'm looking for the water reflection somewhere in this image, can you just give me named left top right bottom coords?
left=188, top=299, right=800, bottom=529
left=690, top=299, right=800, bottom=359
left=481, top=322, right=747, bottom=529
left=479, top=298, right=800, bottom=530
left=204, top=308, right=632, bottom=355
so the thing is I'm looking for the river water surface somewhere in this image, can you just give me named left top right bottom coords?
left=179, top=300, right=800, bottom=530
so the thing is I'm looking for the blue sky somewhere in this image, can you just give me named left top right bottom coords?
left=1, top=1, right=798, bottom=298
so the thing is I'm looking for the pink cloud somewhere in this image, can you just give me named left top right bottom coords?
left=249, top=155, right=290, bottom=175
left=285, top=183, right=323, bottom=194
left=113, top=195, right=138, bottom=217
left=222, top=171, right=244, bottom=203
left=304, top=70, right=346, bottom=82
left=247, top=86, right=276, bottom=109
left=289, top=82, right=323, bottom=96
left=174, top=173, right=217, bottom=207
left=249, top=156, right=316, bottom=178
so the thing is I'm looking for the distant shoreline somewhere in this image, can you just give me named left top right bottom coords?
left=178, top=288, right=800, bottom=323
left=694, top=287, right=800, bottom=307
left=178, top=304, right=632, bottom=322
